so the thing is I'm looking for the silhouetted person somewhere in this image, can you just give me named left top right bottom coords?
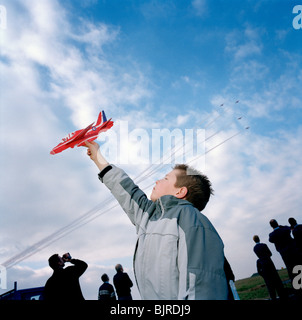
left=269, top=219, right=300, bottom=280
left=253, top=235, right=285, bottom=300
left=288, top=217, right=302, bottom=252
left=113, top=264, right=133, bottom=300
left=44, top=253, right=87, bottom=301
left=98, top=273, right=116, bottom=301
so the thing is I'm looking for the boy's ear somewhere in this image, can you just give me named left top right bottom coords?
left=175, top=186, right=188, bottom=199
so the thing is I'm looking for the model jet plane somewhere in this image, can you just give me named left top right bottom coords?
left=50, top=110, right=113, bottom=155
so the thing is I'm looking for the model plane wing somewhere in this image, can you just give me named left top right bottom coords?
left=69, top=122, right=94, bottom=143
left=76, top=119, right=114, bottom=147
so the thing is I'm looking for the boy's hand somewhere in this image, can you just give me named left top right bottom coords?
left=85, top=141, right=100, bottom=161
left=85, top=141, right=109, bottom=171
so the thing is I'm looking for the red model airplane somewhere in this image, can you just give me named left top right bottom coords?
left=50, top=110, right=114, bottom=155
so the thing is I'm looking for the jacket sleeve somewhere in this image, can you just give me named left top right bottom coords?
left=69, top=259, right=88, bottom=277
left=177, top=209, right=228, bottom=300
left=98, top=165, right=153, bottom=230
left=125, top=273, right=133, bottom=288
left=268, top=231, right=275, bottom=244
left=264, top=244, right=272, bottom=257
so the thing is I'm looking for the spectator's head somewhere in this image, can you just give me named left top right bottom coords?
left=115, top=264, right=123, bottom=272
left=48, top=254, right=64, bottom=270
left=101, top=273, right=109, bottom=282
left=288, top=217, right=297, bottom=228
left=269, top=219, right=279, bottom=229
left=253, top=235, right=260, bottom=243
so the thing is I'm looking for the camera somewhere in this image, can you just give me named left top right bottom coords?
left=62, top=253, right=72, bottom=261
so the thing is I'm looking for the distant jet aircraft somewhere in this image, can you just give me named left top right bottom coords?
left=50, top=110, right=114, bottom=155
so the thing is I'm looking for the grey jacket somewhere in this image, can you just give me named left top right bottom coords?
left=99, top=165, right=228, bottom=300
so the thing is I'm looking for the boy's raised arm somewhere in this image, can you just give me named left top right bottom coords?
left=85, top=141, right=109, bottom=172
left=84, top=140, right=153, bottom=228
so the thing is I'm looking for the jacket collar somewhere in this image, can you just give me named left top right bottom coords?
left=157, top=195, right=192, bottom=210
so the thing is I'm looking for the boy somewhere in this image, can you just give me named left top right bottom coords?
left=85, top=141, right=228, bottom=300
left=98, top=273, right=116, bottom=301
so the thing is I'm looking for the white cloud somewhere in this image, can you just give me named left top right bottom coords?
left=222, top=24, right=302, bottom=120
left=191, top=0, right=207, bottom=17
left=0, top=0, right=152, bottom=298
left=225, top=27, right=263, bottom=61
left=71, top=22, right=119, bottom=50
left=176, top=114, right=190, bottom=126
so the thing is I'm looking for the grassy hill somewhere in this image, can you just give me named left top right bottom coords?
left=234, top=269, right=293, bottom=300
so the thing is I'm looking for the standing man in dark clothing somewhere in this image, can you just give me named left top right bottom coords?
left=113, top=264, right=133, bottom=300
left=288, top=217, right=302, bottom=252
left=253, top=235, right=285, bottom=300
left=44, top=253, right=88, bottom=301
left=98, top=273, right=116, bottom=300
left=269, top=219, right=300, bottom=280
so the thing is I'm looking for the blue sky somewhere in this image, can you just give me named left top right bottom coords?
left=0, top=0, right=302, bottom=299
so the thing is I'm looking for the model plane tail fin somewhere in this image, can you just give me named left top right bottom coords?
left=96, top=110, right=108, bottom=126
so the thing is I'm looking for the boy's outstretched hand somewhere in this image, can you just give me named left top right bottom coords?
left=85, top=141, right=109, bottom=172
left=85, top=141, right=99, bottom=161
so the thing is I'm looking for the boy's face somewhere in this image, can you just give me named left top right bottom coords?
left=150, top=169, right=183, bottom=202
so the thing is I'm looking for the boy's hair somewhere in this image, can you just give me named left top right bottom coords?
left=253, top=235, right=260, bottom=243
left=173, top=164, right=214, bottom=211
left=101, top=273, right=109, bottom=282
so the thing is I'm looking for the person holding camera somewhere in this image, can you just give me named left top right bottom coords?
left=43, top=253, right=88, bottom=301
